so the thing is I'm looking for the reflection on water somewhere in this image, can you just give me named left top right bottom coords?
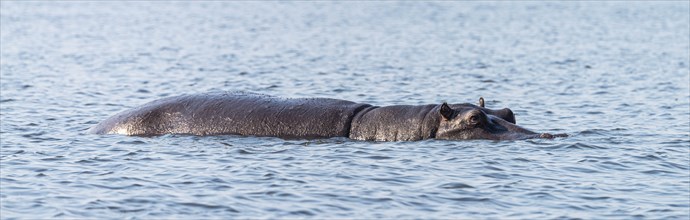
left=1, top=1, right=689, bottom=219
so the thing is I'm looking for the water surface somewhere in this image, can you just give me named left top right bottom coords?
left=1, top=2, right=689, bottom=219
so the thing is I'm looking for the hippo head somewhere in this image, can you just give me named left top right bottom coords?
left=435, top=98, right=567, bottom=140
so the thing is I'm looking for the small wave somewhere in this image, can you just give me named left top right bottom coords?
left=633, top=154, right=663, bottom=161
left=577, top=128, right=620, bottom=136
left=20, top=132, right=61, bottom=142
left=442, top=197, right=491, bottom=202
left=512, top=157, right=533, bottom=162
left=640, top=169, right=678, bottom=175
left=482, top=173, right=510, bottom=179
left=659, top=139, right=690, bottom=145
left=659, top=161, right=689, bottom=170
left=236, top=149, right=254, bottom=154
left=249, top=190, right=298, bottom=198
left=567, top=143, right=608, bottom=149
left=115, top=140, right=147, bottom=145
left=579, top=196, right=612, bottom=200
left=438, top=182, right=474, bottom=189
left=268, top=149, right=289, bottom=154
left=322, top=204, right=352, bottom=211
left=75, top=157, right=113, bottom=163
left=366, top=155, right=394, bottom=160
left=483, top=165, right=504, bottom=171
left=177, top=202, right=239, bottom=213
left=41, top=156, right=66, bottom=161
left=595, top=161, right=631, bottom=171
left=562, top=166, right=601, bottom=173
left=369, top=177, right=419, bottom=185
left=524, top=192, right=559, bottom=200
left=288, top=210, right=315, bottom=216
left=89, top=183, right=143, bottom=190
left=121, top=151, right=138, bottom=156
left=85, top=205, right=147, bottom=213
left=541, top=143, right=608, bottom=151
left=352, top=150, right=370, bottom=155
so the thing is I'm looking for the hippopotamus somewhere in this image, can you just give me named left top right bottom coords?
left=89, top=92, right=567, bottom=141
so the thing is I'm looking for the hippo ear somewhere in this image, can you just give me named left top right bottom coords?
left=478, top=97, right=485, bottom=108
left=439, top=102, right=454, bottom=120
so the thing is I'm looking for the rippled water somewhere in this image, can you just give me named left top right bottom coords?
left=1, top=2, right=689, bottom=219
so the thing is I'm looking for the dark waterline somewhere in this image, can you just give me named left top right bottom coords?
left=1, top=2, right=689, bottom=219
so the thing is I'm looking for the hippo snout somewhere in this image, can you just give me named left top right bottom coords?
left=539, top=133, right=569, bottom=139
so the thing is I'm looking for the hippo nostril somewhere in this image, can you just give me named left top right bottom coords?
left=540, top=133, right=554, bottom=139
left=539, top=133, right=568, bottom=138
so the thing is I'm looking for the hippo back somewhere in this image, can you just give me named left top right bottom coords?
left=349, top=104, right=441, bottom=141
left=89, top=92, right=371, bottom=138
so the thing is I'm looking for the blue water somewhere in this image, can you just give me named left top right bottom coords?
left=1, top=1, right=689, bottom=219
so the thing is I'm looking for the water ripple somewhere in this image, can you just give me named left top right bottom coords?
left=1, top=1, right=688, bottom=219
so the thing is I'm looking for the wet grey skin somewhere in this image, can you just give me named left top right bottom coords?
left=89, top=92, right=567, bottom=141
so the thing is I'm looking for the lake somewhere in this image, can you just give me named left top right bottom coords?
left=1, top=1, right=688, bottom=219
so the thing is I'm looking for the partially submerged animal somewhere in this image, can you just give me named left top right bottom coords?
left=89, top=92, right=567, bottom=141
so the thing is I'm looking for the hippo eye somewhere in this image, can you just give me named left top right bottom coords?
left=469, top=115, right=480, bottom=124
left=466, top=111, right=485, bottom=126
